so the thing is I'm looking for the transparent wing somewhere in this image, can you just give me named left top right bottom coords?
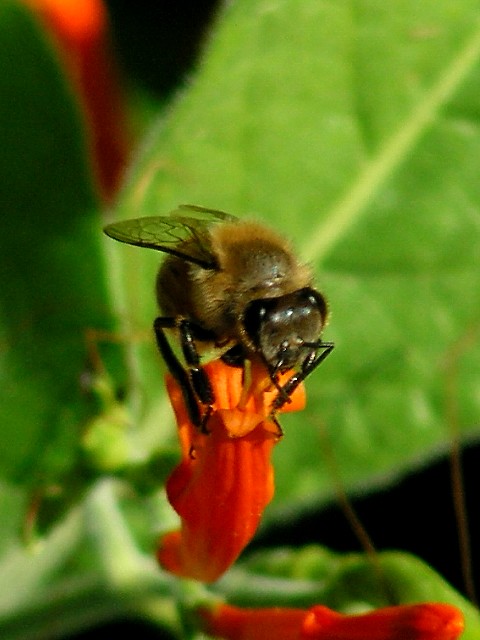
left=103, top=204, right=238, bottom=269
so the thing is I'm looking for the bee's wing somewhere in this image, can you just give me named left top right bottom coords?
left=104, top=204, right=238, bottom=269
left=172, top=204, right=238, bottom=223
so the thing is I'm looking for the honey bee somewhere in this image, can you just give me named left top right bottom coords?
left=104, top=205, right=333, bottom=430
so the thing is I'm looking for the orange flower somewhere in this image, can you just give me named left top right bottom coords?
left=199, top=602, right=465, bottom=640
left=24, top=0, right=129, bottom=200
left=302, top=603, right=464, bottom=640
left=157, top=359, right=305, bottom=583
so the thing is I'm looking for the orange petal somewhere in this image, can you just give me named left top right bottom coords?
left=199, top=604, right=306, bottom=640
left=203, top=358, right=306, bottom=437
left=24, top=0, right=105, bottom=42
left=157, top=412, right=276, bottom=582
left=198, top=603, right=464, bottom=640
left=301, top=603, right=465, bottom=640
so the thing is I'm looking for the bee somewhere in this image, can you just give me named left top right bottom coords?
left=104, top=205, right=333, bottom=430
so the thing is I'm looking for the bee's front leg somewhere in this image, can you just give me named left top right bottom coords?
left=177, top=319, right=215, bottom=407
left=270, top=341, right=334, bottom=414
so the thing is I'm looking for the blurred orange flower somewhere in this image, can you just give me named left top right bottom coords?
left=24, top=0, right=129, bottom=199
left=157, top=359, right=305, bottom=583
left=199, top=602, right=465, bottom=640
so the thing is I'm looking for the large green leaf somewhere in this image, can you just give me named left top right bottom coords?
left=0, top=2, right=121, bottom=503
left=0, top=3, right=125, bottom=635
left=112, top=0, right=480, bottom=515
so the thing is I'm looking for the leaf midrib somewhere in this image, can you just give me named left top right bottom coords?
left=303, top=22, right=480, bottom=264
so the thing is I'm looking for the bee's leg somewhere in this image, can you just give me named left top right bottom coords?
left=271, top=415, right=284, bottom=439
left=154, top=317, right=216, bottom=432
left=177, top=319, right=215, bottom=407
left=221, top=344, right=246, bottom=368
left=270, top=342, right=334, bottom=414
left=154, top=317, right=202, bottom=428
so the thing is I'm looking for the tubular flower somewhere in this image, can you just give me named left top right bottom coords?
left=199, top=602, right=465, bottom=640
left=23, top=0, right=129, bottom=200
left=157, top=359, right=305, bottom=583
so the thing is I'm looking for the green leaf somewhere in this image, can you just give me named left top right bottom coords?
left=0, top=1, right=120, bottom=507
left=113, top=0, right=480, bottom=514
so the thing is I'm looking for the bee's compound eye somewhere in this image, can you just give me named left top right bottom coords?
left=243, top=300, right=269, bottom=347
left=303, top=288, right=328, bottom=322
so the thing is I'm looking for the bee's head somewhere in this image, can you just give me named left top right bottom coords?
left=243, top=288, right=327, bottom=373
